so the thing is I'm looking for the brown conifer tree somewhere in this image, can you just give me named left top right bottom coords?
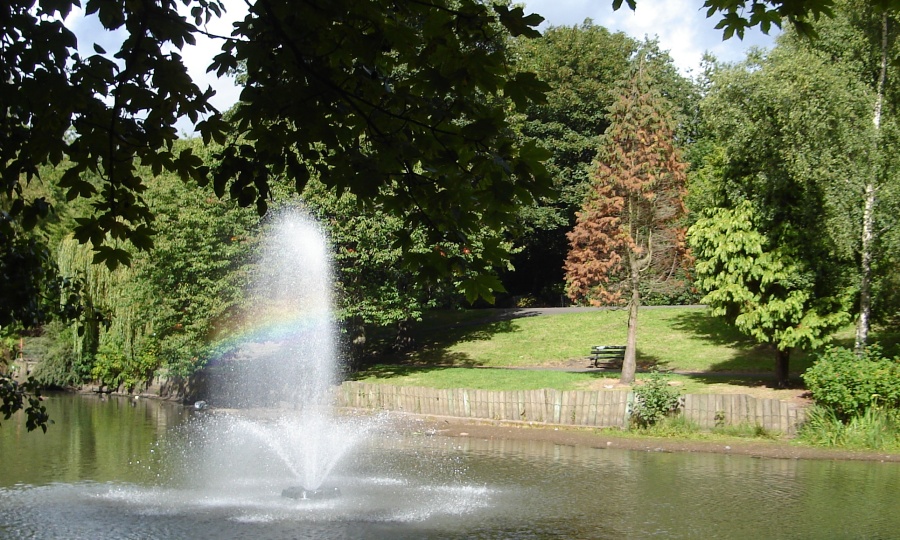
left=564, top=60, right=688, bottom=384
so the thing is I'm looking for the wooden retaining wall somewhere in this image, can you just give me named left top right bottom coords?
left=336, top=381, right=807, bottom=434
left=682, top=393, right=806, bottom=433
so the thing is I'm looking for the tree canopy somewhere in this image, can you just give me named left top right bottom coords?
left=2, top=0, right=862, bottom=327
left=787, top=0, right=900, bottom=348
left=2, top=0, right=554, bottom=329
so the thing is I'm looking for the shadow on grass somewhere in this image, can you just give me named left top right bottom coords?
left=450, top=319, right=519, bottom=343
left=875, top=326, right=900, bottom=357
left=842, top=326, right=900, bottom=357
left=668, top=310, right=794, bottom=375
left=669, top=310, right=755, bottom=347
left=678, top=372, right=807, bottom=390
left=662, top=310, right=826, bottom=389
left=633, top=348, right=666, bottom=371
left=367, top=317, right=525, bottom=370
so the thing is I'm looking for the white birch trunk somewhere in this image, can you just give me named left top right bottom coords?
left=855, top=12, right=888, bottom=353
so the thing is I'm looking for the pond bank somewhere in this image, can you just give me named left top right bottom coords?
left=386, top=411, right=900, bottom=463
left=66, top=384, right=900, bottom=464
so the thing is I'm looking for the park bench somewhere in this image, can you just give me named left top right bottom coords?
left=589, top=345, right=626, bottom=368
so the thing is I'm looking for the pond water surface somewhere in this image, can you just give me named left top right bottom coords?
left=1, top=395, right=898, bottom=539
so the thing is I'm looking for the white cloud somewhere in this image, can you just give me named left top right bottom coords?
left=523, top=0, right=778, bottom=76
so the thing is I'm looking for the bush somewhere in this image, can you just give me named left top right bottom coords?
left=631, top=368, right=682, bottom=428
left=91, top=343, right=159, bottom=392
left=802, top=346, right=900, bottom=420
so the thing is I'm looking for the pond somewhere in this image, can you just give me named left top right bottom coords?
left=1, top=394, right=899, bottom=539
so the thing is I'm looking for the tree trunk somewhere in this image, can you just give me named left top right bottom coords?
left=393, top=319, right=415, bottom=353
left=620, top=251, right=641, bottom=384
left=855, top=12, right=888, bottom=354
left=855, top=181, right=876, bottom=353
left=774, top=347, right=790, bottom=389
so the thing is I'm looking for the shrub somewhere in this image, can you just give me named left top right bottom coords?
left=91, top=343, right=159, bottom=392
left=802, top=346, right=900, bottom=420
left=631, top=368, right=682, bottom=428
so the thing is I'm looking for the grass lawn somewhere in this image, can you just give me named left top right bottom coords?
left=391, top=306, right=817, bottom=373
left=352, top=306, right=873, bottom=396
left=351, top=365, right=779, bottom=395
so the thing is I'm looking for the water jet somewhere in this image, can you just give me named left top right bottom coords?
left=195, top=209, right=369, bottom=495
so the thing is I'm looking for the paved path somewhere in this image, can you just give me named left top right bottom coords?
left=452, top=305, right=706, bottom=326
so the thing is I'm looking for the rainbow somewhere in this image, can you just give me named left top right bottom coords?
left=204, top=307, right=333, bottom=365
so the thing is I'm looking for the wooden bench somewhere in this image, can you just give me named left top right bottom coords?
left=589, top=345, right=626, bottom=368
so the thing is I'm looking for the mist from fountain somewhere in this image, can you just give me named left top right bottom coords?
left=168, top=208, right=491, bottom=524
left=196, top=209, right=374, bottom=493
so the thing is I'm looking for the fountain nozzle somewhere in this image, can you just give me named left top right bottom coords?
left=281, top=486, right=341, bottom=500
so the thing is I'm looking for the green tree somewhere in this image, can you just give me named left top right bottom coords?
left=789, top=0, right=900, bottom=349
left=133, top=142, right=259, bottom=378
left=691, top=37, right=879, bottom=384
left=565, top=60, right=689, bottom=384
left=299, top=179, right=445, bottom=356
left=688, top=202, right=851, bottom=386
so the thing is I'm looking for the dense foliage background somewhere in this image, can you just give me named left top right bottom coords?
left=2, top=1, right=899, bottom=433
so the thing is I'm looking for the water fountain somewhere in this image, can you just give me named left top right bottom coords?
left=195, top=209, right=378, bottom=498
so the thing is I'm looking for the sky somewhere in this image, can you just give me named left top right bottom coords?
left=523, top=0, right=778, bottom=76
left=68, top=1, right=778, bottom=134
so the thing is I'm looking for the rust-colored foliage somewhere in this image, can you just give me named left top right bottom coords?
left=564, top=62, right=688, bottom=307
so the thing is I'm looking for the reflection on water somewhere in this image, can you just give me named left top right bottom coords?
left=2, top=395, right=900, bottom=539
left=0, top=394, right=188, bottom=487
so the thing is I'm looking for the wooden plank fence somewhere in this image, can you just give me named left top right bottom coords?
left=336, top=381, right=807, bottom=434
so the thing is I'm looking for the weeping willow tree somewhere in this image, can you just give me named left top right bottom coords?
left=52, top=237, right=156, bottom=390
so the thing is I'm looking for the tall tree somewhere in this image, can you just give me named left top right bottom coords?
left=691, top=44, right=867, bottom=385
left=789, top=0, right=900, bottom=350
left=564, top=60, right=688, bottom=384
left=509, top=28, right=697, bottom=303
left=688, top=203, right=851, bottom=386
left=507, top=22, right=638, bottom=302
